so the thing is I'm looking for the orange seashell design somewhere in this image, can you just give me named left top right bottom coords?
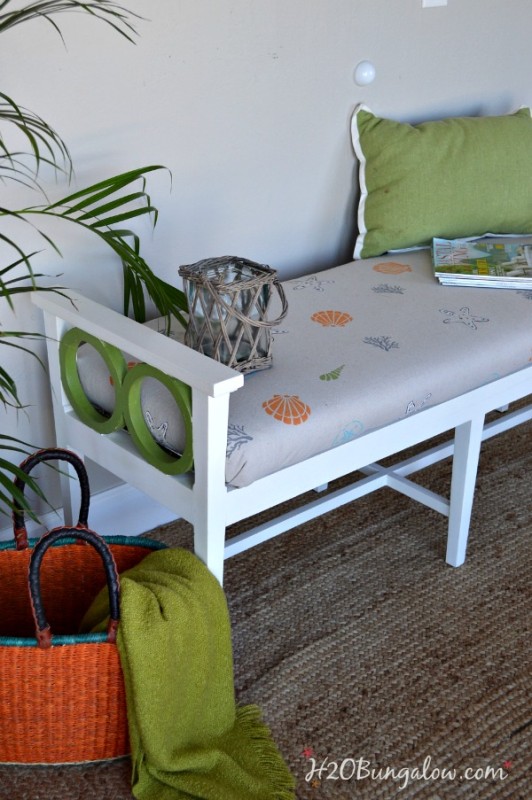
left=373, top=262, right=412, bottom=275
left=310, top=310, right=353, bottom=327
left=262, top=394, right=311, bottom=425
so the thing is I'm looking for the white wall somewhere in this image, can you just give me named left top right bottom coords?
left=1, top=0, right=531, bottom=516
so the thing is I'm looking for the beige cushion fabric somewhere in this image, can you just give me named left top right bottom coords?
left=77, top=251, right=532, bottom=487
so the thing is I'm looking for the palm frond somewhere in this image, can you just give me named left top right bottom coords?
left=0, top=91, right=72, bottom=187
left=0, top=362, right=21, bottom=409
left=0, top=235, right=63, bottom=308
left=5, top=166, right=188, bottom=324
left=0, top=332, right=47, bottom=409
left=0, top=151, right=69, bottom=195
left=0, top=243, right=40, bottom=302
left=0, top=1, right=141, bottom=44
left=0, top=1, right=187, bottom=521
left=0, top=435, right=50, bottom=521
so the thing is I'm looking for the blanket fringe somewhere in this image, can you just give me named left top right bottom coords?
left=236, top=704, right=296, bottom=799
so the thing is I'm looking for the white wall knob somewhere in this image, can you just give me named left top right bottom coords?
left=354, top=60, right=376, bottom=86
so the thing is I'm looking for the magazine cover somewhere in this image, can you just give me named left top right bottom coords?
left=432, top=237, right=532, bottom=288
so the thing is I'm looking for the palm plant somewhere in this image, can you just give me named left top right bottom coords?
left=0, top=1, right=187, bottom=518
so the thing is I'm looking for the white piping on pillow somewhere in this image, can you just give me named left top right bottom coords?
left=351, top=103, right=370, bottom=259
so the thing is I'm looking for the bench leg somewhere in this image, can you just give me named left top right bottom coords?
left=446, top=415, right=485, bottom=567
left=191, top=390, right=231, bottom=586
left=193, top=516, right=227, bottom=586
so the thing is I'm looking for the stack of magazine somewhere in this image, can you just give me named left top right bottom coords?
left=432, top=236, right=532, bottom=289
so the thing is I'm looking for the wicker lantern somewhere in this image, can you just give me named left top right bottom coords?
left=178, top=256, right=288, bottom=373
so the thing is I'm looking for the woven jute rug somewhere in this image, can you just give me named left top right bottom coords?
left=1, top=411, right=530, bottom=799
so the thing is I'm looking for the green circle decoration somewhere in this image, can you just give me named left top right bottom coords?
left=59, top=328, right=127, bottom=434
left=122, top=363, right=193, bottom=475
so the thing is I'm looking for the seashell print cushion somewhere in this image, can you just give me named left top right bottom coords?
left=75, top=250, right=531, bottom=488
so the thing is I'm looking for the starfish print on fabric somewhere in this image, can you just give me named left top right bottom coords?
left=440, top=307, right=489, bottom=330
left=145, top=411, right=168, bottom=443
left=405, top=393, right=432, bottom=415
left=291, top=275, right=335, bottom=292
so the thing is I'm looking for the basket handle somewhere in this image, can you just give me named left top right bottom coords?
left=204, top=278, right=289, bottom=329
left=28, top=526, right=120, bottom=650
left=12, top=448, right=91, bottom=551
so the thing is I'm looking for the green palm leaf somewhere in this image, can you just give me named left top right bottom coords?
left=0, top=1, right=189, bottom=518
left=0, top=90, right=72, bottom=189
left=0, top=435, right=51, bottom=522
left=0, top=332, right=47, bottom=408
left=5, top=166, right=188, bottom=324
left=0, top=1, right=141, bottom=44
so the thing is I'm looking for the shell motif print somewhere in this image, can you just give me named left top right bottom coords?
left=262, top=394, right=311, bottom=425
left=310, top=310, right=353, bottom=327
left=372, top=262, right=412, bottom=275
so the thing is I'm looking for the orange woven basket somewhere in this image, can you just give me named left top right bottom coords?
left=0, top=449, right=165, bottom=764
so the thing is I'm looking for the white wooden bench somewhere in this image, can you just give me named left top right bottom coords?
left=32, top=251, right=532, bottom=584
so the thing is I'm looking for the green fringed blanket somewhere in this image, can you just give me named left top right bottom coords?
left=81, top=548, right=295, bottom=800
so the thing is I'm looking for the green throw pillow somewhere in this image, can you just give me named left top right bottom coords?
left=351, top=104, right=532, bottom=259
